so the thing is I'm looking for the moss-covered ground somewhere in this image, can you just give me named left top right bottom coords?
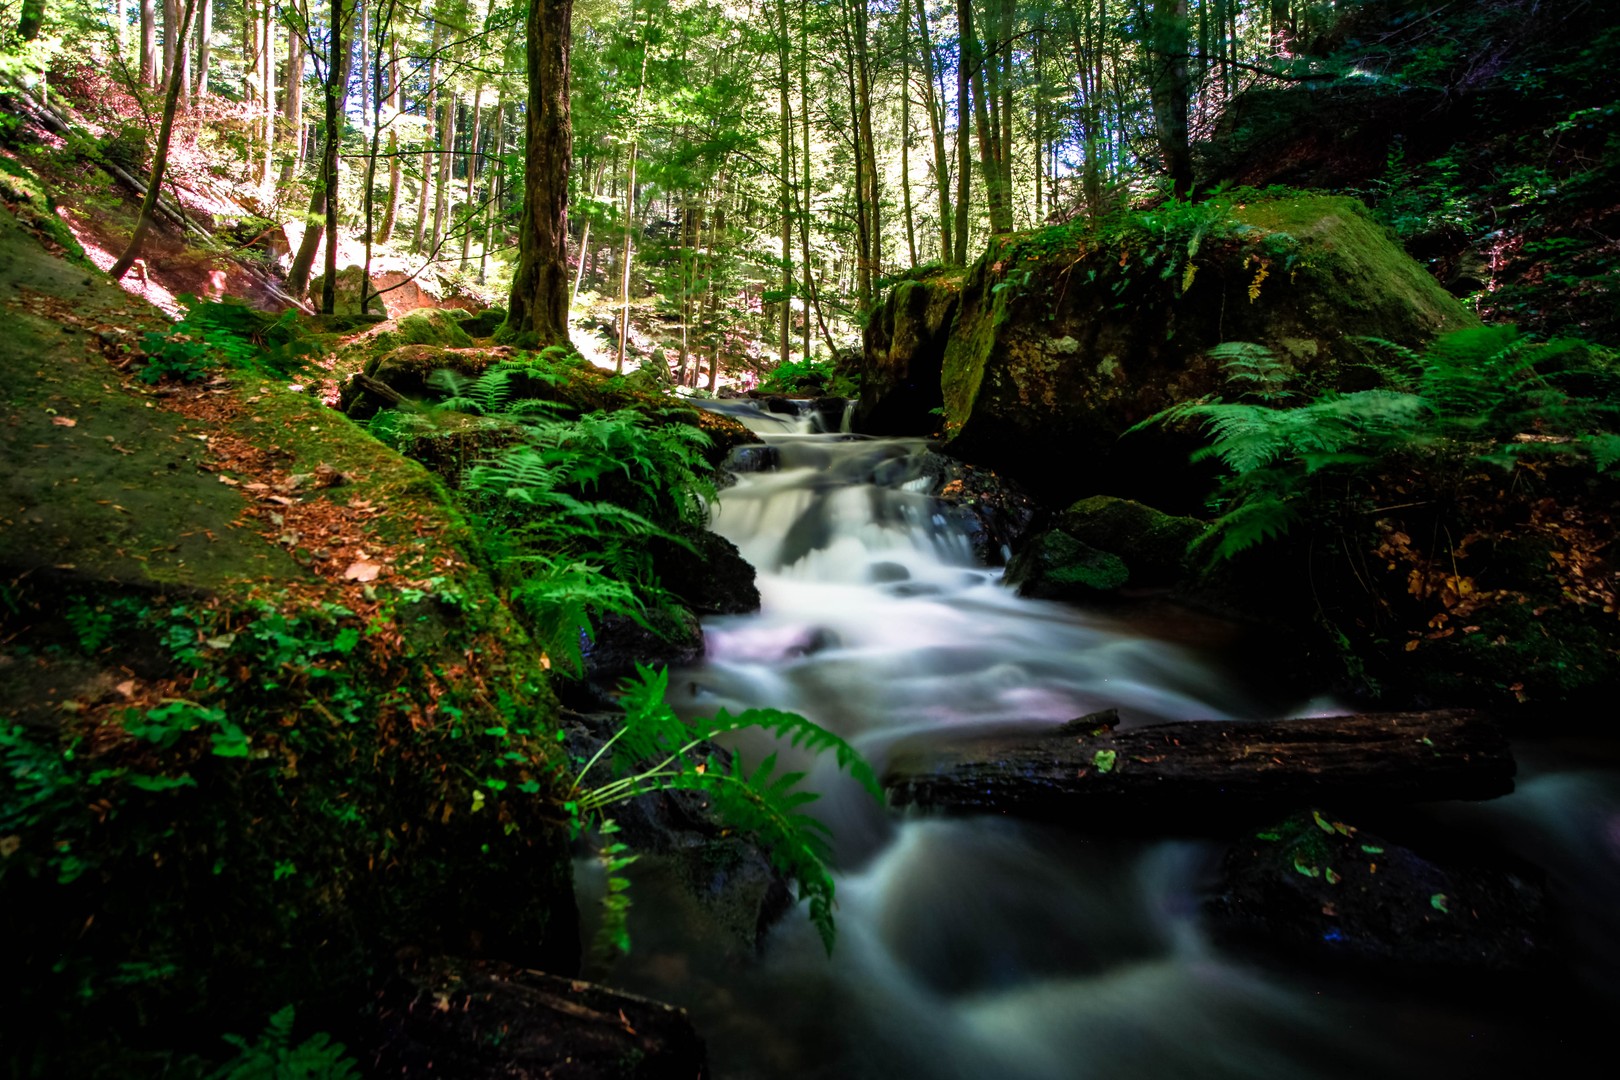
left=0, top=205, right=578, bottom=1075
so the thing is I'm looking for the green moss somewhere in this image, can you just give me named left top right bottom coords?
left=1058, top=496, right=1207, bottom=583
left=0, top=156, right=89, bottom=267
left=369, top=308, right=475, bottom=353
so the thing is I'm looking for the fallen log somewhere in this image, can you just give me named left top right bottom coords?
left=884, top=709, right=1514, bottom=828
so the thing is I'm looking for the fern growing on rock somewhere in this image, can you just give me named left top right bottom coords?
left=570, top=665, right=880, bottom=957
left=1137, top=326, right=1620, bottom=564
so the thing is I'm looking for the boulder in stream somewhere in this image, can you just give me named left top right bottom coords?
left=927, top=194, right=1477, bottom=508
left=1207, top=810, right=1547, bottom=976
left=854, top=266, right=964, bottom=435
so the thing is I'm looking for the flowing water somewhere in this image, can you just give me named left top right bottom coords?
left=580, top=402, right=1617, bottom=1078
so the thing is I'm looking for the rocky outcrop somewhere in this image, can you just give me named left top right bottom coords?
left=1207, top=811, right=1546, bottom=975
left=1003, top=530, right=1130, bottom=598
left=854, top=267, right=963, bottom=434
left=934, top=195, right=1477, bottom=508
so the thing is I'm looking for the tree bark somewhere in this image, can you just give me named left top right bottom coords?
left=886, top=709, right=1516, bottom=828
left=776, top=0, right=793, bottom=366
left=412, top=17, right=441, bottom=253
left=915, top=0, right=951, bottom=263
left=615, top=11, right=649, bottom=373
left=140, top=0, right=156, bottom=86
left=503, top=0, right=574, bottom=347
left=194, top=0, right=212, bottom=103
left=1149, top=0, right=1193, bottom=199
left=319, top=1, right=355, bottom=314
left=110, top=0, right=199, bottom=281
left=953, top=0, right=971, bottom=264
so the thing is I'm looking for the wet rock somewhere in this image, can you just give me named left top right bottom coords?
left=1003, top=530, right=1130, bottom=599
left=650, top=528, right=761, bottom=616
left=855, top=268, right=964, bottom=435
left=1056, top=496, right=1208, bottom=586
left=370, top=954, right=709, bottom=1079
left=1207, top=811, right=1546, bottom=976
left=562, top=712, right=794, bottom=954
left=810, top=396, right=849, bottom=432
left=913, top=450, right=1038, bottom=565
left=582, top=605, right=706, bottom=684
left=724, top=443, right=780, bottom=474
left=868, top=561, right=911, bottom=583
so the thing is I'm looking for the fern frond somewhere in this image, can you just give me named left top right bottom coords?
left=1193, top=492, right=1300, bottom=565
left=694, top=707, right=883, bottom=800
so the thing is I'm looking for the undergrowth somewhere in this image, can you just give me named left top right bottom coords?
left=138, top=295, right=318, bottom=383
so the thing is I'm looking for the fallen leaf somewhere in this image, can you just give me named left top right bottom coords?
left=52, top=416, right=77, bottom=427
left=344, top=561, right=381, bottom=582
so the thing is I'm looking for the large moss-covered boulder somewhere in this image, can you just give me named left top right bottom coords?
left=938, top=194, right=1476, bottom=507
left=370, top=307, right=476, bottom=352
left=1057, top=496, right=1207, bottom=585
left=855, top=266, right=963, bottom=434
left=1003, top=530, right=1129, bottom=599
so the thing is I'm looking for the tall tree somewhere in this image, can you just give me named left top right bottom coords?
left=503, top=0, right=574, bottom=345
left=110, top=0, right=200, bottom=280
left=1148, top=0, right=1192, bottom=197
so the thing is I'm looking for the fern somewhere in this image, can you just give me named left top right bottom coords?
left=212, top=1006, right=358, bottom=1080
left=568, top=664, right=880, bottom=955
left=1138, top=328, right=1620, bottom=566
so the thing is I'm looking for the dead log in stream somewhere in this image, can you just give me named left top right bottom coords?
left=884, top=709, right=1515, bottom=828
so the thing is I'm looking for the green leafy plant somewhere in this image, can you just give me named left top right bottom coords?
left=461, top=407, right=716, bottom=674
left=138, top=296, right=318, bottom=384
left=212, top=1006, right=359, bottom=1079
left=1136, top=327, right=1620, bottom=564
left=569, top=665, right=880, bottom=956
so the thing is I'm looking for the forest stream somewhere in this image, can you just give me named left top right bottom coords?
left=579, top=402, right=1619, bottom=1079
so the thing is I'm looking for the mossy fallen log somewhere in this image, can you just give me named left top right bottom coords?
left=885, top=709, right=1514, bottom=828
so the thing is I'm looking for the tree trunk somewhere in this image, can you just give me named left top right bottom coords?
left=413, top=17, right=441, bottom=253
left=1149, top=0, right=1192, bottom=199
left=259, top=0, right=274, bottom=189
left=111, top=0, right=199, bottom=280
left=194, top=0, right=212, bottom=103
left=140, top=0, right=156, bottom=86
left=616, top=13, right=649, bottom=374
left=377, top=34, right=401, bottom=243
left=776, top=0, right=792, bottom=367
left=162, top=0, right=178, bottom=88
left=503, top=0, right=574, bottom=346
left=281, top=8, right=305, bottom=182
left=915, top=0, right=951, bottom=264
left=886, top=710, right=1516, bottom=827
left=953, top=0, right=971, bottom=264
left=431, top=88, right=456, bottom=254
left=460, top=80, right=483, bottom=269
left=320, top=1, right=355, bottom=314
left=900, top=11, right=916, bottom=269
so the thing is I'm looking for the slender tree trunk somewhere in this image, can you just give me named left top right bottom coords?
left=111, top=0, right=199, bottom=280
left=194, top=0, right=212, bottom=103
left=377, top=34, right=401, bottom=243
left=503, top=0, right=574, bottom=346
left=431, top=89, right=456, bottom=253
left=320, top=2, right=355, bottom=314
left=140, top=0, right=156, bottom=86
left=460, top=80, right=483, bottom=269
left=572, top=163, right=605, bottom=305
left=118, top=0, right=129, bottom=54
left=176, top=0, right=192, bottom=109
left=280, top=16, right=304, bottom=182
left=413, top=18, right=440, bottom=253
left=953, top=0, right=972, bottom=263
left=773, top=0, right=792, bottom=366
left=162, top=0, right=178, bottom=88
left=259, top=1, right=274, bottom=189
left=616, top=12, right=649, bottom=374
left=900, top=13, right=916, bottom=269
left=481, top=92, right=506, bottom=285
left=916, top=0, right=951, bottom=263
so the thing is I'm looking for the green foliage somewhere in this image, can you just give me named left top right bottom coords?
left=139, top=296, right=318, bottom=384
left=462, top=407, right=715, bottom=675
left=756, top=357, right=856, bottom=398
left=1366, top=145, right=1474, bottom=241
left=213, top=1006, right=359, bottom=1080
left=569, top=665, right=881, bottom=956
left=1138, top=327, right=1620, bottom=564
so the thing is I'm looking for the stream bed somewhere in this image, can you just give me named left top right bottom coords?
left=579, top=404, right=1616, bottom=1078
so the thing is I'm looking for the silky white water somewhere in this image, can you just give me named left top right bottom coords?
left=584, top=406, right=1614, bottom=1078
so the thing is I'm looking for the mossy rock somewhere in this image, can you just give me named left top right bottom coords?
left=937, top=193, right=1476, bottom=508
left=460, top=307, right=508, bottom=338
left=1003, top=530, right=1129, bottom=599
left=368, top=308, right=476, bottom=353
left=0, top=156, right=89, bottom=267
left=307, top=265, right=385, bottom=315
left=1057, top=496, right=1208, bottom=585
left=855, top=266, right=964, bottom=435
